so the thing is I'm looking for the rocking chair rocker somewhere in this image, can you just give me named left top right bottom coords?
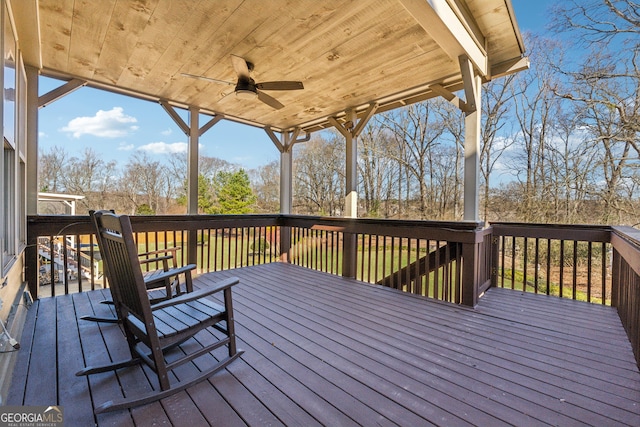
left=78, top=210, right=243, bottom=413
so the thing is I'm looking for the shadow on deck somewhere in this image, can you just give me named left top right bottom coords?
left=7, top=263, right=640, bottom=426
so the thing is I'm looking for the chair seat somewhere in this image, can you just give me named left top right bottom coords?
left=128, top=298, right=226, bottom=340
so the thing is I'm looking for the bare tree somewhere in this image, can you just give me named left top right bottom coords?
left=293, top=134, right=344, bottom=215
left=62, top=148, right=117, bottom=211
left=509, top=35, right=566, bottom=222
left=357, top=123, right=398, bottom=217
left=480, top=75, right=518, bottom=221
left=38, top=146, right=68, bottom=193
left=551, top=0, right=640, bottom=223
left=382, top=102, right=447, bottom=219
left=551, top=0, right=640, bottom=48
left=250, top=160, right=280, bottom=213
left=118, top=151, right=171, bottom=214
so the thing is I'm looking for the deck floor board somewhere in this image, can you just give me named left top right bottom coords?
left=9, top=263, right=640, bottom=426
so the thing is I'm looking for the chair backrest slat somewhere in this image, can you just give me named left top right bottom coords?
left=91, top=211, right=152, bottom=322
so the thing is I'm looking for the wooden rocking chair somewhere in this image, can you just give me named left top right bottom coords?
left=77, top=210, right=243, bottom=413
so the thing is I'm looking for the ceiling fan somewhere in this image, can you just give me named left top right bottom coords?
left=181, top=54, right=304, bottom=110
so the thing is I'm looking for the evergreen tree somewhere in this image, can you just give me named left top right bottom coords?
left=176, top=174, right=215, bottom=213
left=213, top=169, right=256, bottom=214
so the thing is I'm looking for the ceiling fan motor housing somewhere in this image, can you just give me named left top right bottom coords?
left=235, top=78, right=258, bottom=99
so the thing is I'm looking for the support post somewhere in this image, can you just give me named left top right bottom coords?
left=344, top=109, right=358, bottom=218
left=187, top=107, right=199, bottom=265
left=159, top=102, right=222, bottom=264
left=611, top=248, right=620, bottom=308
left=265, top=127, right=309, bottom=262
left=343, top=109, right=358, bottom=277
left=461, top=240, right=479, bottom=307
left=188, top=107, right=199, bottom=216
left=461, top=56, right=482, bottom=221
left=490, top=232, right=499, bottom=288
left=278, top=132, right=293, bottom=263
left=26, top=66, right=39, bottom=216
left=25, top=65, right=39, bottom=299
left=160, top=103, right=223, bottom=265
left=329, top=104, right=378, bottom=278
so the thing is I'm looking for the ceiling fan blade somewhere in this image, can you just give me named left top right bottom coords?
left=257, top=90, right=284, bottom=109
left=218, top=90, right=235, bottom=102
left=231, top=54, right=250, bottom=79
left=256, top=81, right=304, bottom=91
left=181, top=73, right=234, bottom=86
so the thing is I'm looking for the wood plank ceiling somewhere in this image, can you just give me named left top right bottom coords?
left=24, top=0, right=525, bottom=133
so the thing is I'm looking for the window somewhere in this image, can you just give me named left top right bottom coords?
left=3, top=142, right=15, bottom=265
left=1, top=0, right=17, bottom=271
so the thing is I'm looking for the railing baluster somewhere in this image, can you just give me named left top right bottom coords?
left=499, top=235, right=505, bottom=287
left=573, top=240, right=578, bottom=300
left=546, top=238, right=551, bottom=296
left=523, top=237, right=528, bottom=292
left=534, top=238, right=539, bottom=294
left=559, top=240, right=565, bottom=298
left=405, top=238, right=412, bottom=292
left=390, top=237, right=395, bottom=289
left=587, top=241, right=592, bottom=302
left=510, top=236, right=516, bottom=290
left=414, top=238, right=421, bottom=295
left=601, top=242, right=607, bottom=305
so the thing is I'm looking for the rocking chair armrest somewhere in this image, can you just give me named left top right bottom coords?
left=143, top=264, right=196, bottom=287
left=139, top=254, right=173, bottom=265
left=150, top=276, right=239, bottom=311
left=138, top=247, right=181, bottom=258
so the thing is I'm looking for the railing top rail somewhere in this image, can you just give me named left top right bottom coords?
left=28, top=214, right=282, bottom=235
left=29, top=214, right=486, bottom=242
left=490, top=221, right=612, bottom=242
left=612, top=226, right=640, bottom=248
left=282, top=215, right=485, bottom=242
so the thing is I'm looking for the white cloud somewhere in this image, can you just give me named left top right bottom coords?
left=138, top=142, right=188, bottom=155
left=161, top=128, right=173, bottom=136
left=118, top=142, right=134, bottom=151
left=39, top=131, right=47, bottom=138
left=61, top=107, right=138, bottom=138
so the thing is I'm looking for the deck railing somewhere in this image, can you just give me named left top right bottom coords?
left=282, top=216, right=487, bottom=305
left=27, top=214, right=281, bottom=299
left=490, top=223, right=613, bottom=304
left=610, top=227, right=640, bottom=368
left=27, top=214, right=486, bottom=305
left=24, top=214, right=640, bottom=368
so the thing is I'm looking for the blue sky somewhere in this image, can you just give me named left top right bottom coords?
left=37, top=0, right=552, bottom=171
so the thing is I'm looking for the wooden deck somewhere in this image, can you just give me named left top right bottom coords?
left=8, top=263, right=640, bottom=426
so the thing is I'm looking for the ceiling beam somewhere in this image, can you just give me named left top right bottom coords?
left=489, top=56, right=530, bottom=80
left=10, top=0, right=42, bottom=69
left=398, top=0, right=487, bottom=76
